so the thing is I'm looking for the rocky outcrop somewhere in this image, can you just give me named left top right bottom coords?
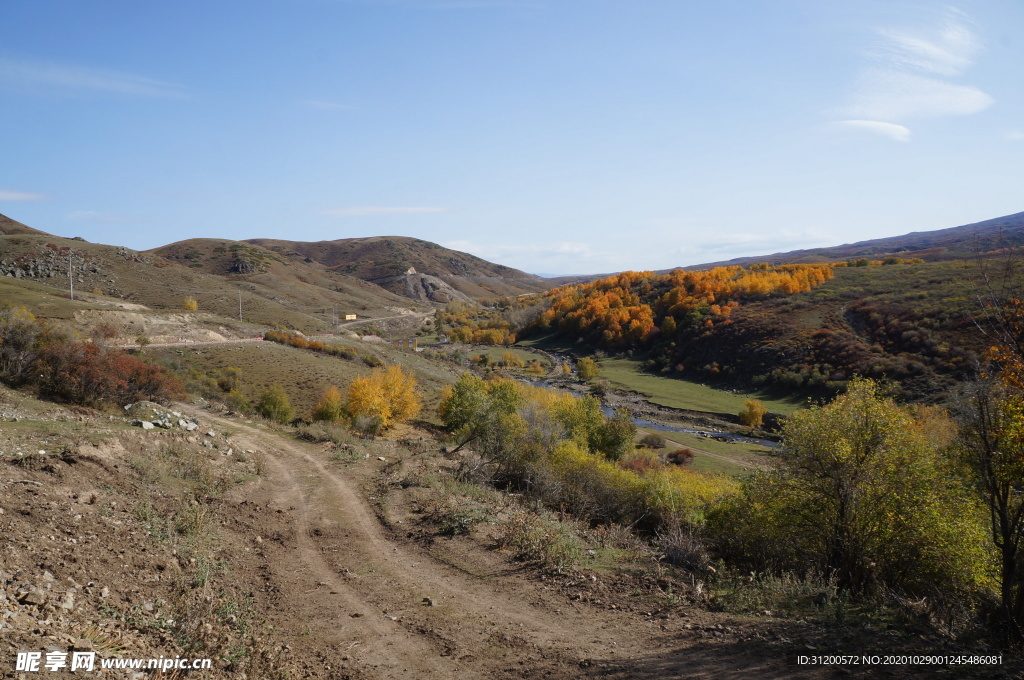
left=370, top=272, right=474, bottom=304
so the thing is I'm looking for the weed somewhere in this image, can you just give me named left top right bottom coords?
left=709, top=569, right=837, bottom=617
left=135, top=500, right=169, bottom=540
left=657, top=525, right=710, bottom=571
left=11, top=450, right=44, bottom=471
left=173, top=497, right=216, bottom=540
left=496, top=510, right=585, bottom=573
left=297, top=421, right=356, bottom=445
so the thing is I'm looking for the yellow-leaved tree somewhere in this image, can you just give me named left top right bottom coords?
left=738, top=399, right=767, bottom=428
left=312, top=385, right=345, bottom=422
left=346, top=365, right=421, bottom=434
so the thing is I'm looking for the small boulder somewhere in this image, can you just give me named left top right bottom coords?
left=19, top=590, right=47, bottom=606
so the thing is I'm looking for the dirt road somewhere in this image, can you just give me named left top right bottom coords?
left=183, top=407, right=828, bottom=679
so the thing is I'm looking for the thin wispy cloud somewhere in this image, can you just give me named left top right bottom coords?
left=319, top=206, right=447, bottom=216
left=0, top=58, right=186, bottom=98
left=66, top=210, right=131, bottom=223
left=673, top=229, right=836, bottom=260
left=833, top=120, right=911, bottom=142
left=1008, top=131, right=1024, bottom=142
left=845, top=70, right=992, bottom=120
left=445, top=239, right=595, bottom=260
left=0, top=189, right=48, bottom=201
left=831, top=8, right=991, bottom=140
left=869, top=12, right=981, bottom=76
left=331, top=0, right=541, bottom=8
left=301, top=99, right=355, bottom=111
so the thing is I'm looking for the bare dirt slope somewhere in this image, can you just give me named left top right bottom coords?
left=181, top=407, right=829, bottom=680
left=5, top=390, right=978, bottom=679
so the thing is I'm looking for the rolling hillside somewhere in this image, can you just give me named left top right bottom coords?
left=0, top=215, right=426, bottom=333
left=244, top=235, right=549, bottom=302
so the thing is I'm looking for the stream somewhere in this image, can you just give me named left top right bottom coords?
left=519, top=378, right=780, bottom=449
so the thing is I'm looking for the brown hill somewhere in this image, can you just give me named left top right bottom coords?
left=149, top=237, right=418, bottom=315
left=244, top=235, right=549, bottom=302
left=0, top=212, right=48, bottom=236
left=0, top=225, right=425, bottom=333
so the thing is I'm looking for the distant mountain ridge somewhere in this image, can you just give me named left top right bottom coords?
left=686, top=210, right=1024, bottom=269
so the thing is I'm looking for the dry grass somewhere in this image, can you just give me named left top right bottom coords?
left=151, top=339, right=462, bottom=419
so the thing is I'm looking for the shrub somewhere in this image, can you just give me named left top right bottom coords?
left=255, top=383, right=295, bottom=423
left=639, top=432, right=667, bottom=449
left=738, top=399, right=768, bottom=428
left=0, top=305, right=48, bottom=385
left=312, top=385, right=345, bottom=422
left=36, top=341, right=184, bottom=406
left=346, top=365, right=421, bottom=432
left=225, top=388, right=249, bottom=412
left=667, top=448, right=695, bottom=465
left=710, top=379, right=991, bottom=600
left=500, top=351, right=525, bottom=368
left=182, top=296, right=199, bottom=311
left=496, top=510, right=584, bottom=573
left=577, top=356, right=600, bottom=381
left=619, top=448, right=663, bottom=474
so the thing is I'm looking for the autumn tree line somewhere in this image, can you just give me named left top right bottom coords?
left=526, top=265, right=834, bottom=350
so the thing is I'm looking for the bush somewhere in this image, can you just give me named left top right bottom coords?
left=36, top=341, right=184, bottom=406
left=312, top=385, right=344, bottom=422
left=496, top=510, right=585, bottom=573
left=710, top=379, right=991, bottom=600
left=0, top=305, right=48, bottom=385
left=639, top=432, right=667, bottom=449
left=255, top=384, right=295, bottom=423
left=346, top=365, right=421, bottom=432
left=667, top=448, right=695, bottom=465
left=738, top=399, right=768, bottom=428
left=577, top=357, right=600, bottom=381
left=182, top=296, right=198, bottom=311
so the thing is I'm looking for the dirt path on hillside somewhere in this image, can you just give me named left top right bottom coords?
left=182, top=407, right=831, bottom=679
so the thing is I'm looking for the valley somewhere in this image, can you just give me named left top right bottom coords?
left=3, top=210, right=1024, bottom=678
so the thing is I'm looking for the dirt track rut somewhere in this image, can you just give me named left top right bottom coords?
left=183, top=407, right=828, bottom=679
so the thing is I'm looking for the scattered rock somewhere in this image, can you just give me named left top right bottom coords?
left=72, top=639, right=94, bottom=652
left=20, top=590, right=48, bottom=606
left=422, top=597, right=436, bottom=607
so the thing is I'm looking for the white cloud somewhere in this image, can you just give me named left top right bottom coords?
left=318, top=206, right=447, bottom=216
left=0, top=189, right=47, bottom=201
left=1008, top=131, right=1024, bottom=142
left=870, top=13, right=981, bottom=76
left=445, top=239, right=594, bottom=260
left=831, top=9, right=991, bottom=132
left=832, top=119, right=911, bottom=142
left=844, top=69, right=992, bottom=120
left=66, top=210, right=130, bottom=223
left=301, top=99, right=354, bottom=111
left=0, top=58, right=186, bottom=98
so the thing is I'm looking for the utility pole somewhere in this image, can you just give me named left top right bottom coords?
left=68, top=253, right=74, bottom=301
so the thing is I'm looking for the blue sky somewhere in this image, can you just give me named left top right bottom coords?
left=1, top=1, right=1022, bottom=275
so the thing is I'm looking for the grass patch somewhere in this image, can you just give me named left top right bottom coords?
left=599, top=358, right=804, bottom=415
left=653, top=430, right=774, bottom=478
